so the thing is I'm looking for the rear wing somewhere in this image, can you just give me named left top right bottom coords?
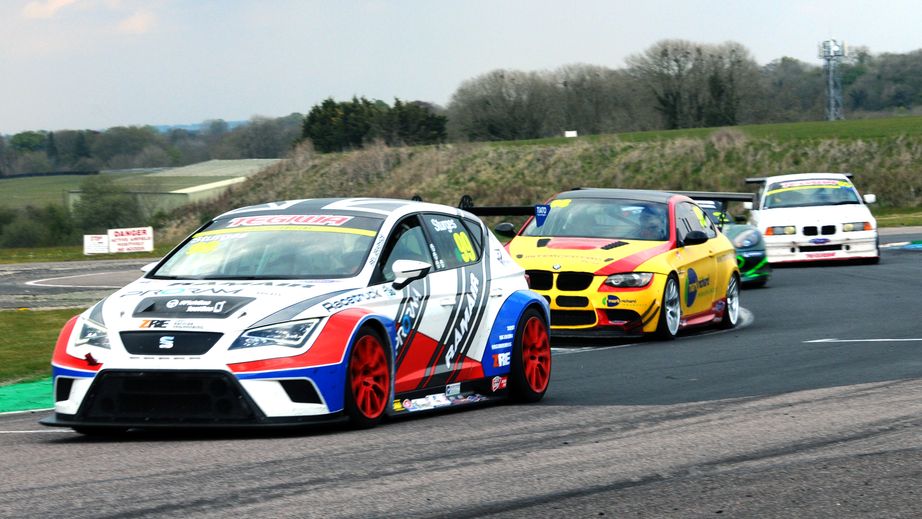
left=455, top=195, right=534, bottom=217
left=670, top=191, right=755, bottom=205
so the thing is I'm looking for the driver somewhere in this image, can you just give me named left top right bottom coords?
left=637, top=207, right=667, bottom=240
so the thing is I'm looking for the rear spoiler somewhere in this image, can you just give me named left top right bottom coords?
left=670, top=191, right=755, bottom=204
left=456, top=195, right=534, bottom=216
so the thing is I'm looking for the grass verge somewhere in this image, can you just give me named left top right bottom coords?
left=0, top=308, right=85, bottom=385
left=0, top=243, right=175, bottom=264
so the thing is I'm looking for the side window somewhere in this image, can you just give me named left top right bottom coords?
left=374, top=216, right=433, bottom=284
left=676, top=202, right=712, bottom=243
left=422, top=213, right=481, bottom=270
left=690, top=204, right=718, bottom=238
left=462, top=218, right=484, bottom=251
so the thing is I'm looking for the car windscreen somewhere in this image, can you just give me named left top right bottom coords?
left=763, top=179, right=860, bottom=209
left=521, top=198, right=669, bottom=241
left=151, top=213, right=384, bottom=280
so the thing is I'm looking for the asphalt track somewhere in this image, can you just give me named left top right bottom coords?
left=1, top=230, right=921, bottom=517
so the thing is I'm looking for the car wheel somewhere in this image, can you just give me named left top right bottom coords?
left=344, top=328, right=391, bottom=428
left=654, top=275, right=681, bottom=340
left=510, top=307, right=551, bottom=403
left=720, top=274, right=740, bottom=329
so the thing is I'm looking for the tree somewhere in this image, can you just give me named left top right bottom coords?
left=72, top=176, right=145, bottom=233
left=10, top=131, right=46, bottom=153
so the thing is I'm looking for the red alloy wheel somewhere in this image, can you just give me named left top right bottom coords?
left=521, top=316, right=551, bottom=393
left=349, top=334, right=390, bottom=419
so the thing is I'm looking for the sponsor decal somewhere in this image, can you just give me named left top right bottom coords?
left=393, top=400, right=405, bottom=412
left=444, top=271, right=482, bottom=369
left=225, top=214, right=352, bottom=228
left=402, top=398, right=415, bottom=412
left=122, top=287, right=244, bottom=297
left=605, top=295, right=620, bottom=307
left=491, top=376, right=508, bottom=392
left=684, top=268, right=711, bottom=307
left=490, top=342, right=512, bottom=350
left=321, top=286, right=397, bottom=312
left=498, top=333, right=514, bottom=341
left=367, top=234, right=387, bottom=265
left=535, top=204, right=550, bottom=227
left=158, top=336, right=175, bottom=349
left=493, top=351, right=511, bottom=368
left=446, top=382, right=461, bottom=397
left=426, top=394, right=452, bottom=407
left=395, top=285, right=425, bottom=351
left=810, top=238, right=831, bottom=245
left=133, top=296, right=253, bottom=319
left=139, top=319, right=203, bottom=330
left=806, top=252, right=836, bottom=258
left=430, top=218, right=458, bottom=233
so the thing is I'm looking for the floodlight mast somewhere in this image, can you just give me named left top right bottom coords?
left=818, top=39, right=847, bottom=120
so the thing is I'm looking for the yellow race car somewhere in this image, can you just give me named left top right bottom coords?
left=493, top=188, right=741, bottom=340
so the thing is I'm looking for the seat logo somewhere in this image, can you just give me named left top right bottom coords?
left=158, top=336, right=175, bottom=349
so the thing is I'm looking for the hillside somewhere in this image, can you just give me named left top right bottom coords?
left=161, top=118, right=922, bottom=241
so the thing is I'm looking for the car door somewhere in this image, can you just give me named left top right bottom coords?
left=416, top=212, right=491, bottom=389
left=674, top=202, right=718, bottom=318
left=368, top=215, right=451, bottom=394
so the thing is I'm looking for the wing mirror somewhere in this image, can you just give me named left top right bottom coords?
left=681, top=230, right=709, bottom=247
left=391, top=259, right=432, bottom=290
left=863, top=193, right=877, bottom=204
left=494, top=222, right=517, bottom=239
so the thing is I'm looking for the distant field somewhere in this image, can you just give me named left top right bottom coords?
left=0, top=171, right=241, bottom=210
left=499, top=115, right=922, bottom=146
left=116, top=175, right=237, bottom=192
left=0, top=172, right=137, bottom=209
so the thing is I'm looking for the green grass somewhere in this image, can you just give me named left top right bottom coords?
left=873, top=207, right=922, bottom=227
left=0, top=243, right=175, bottom=263
left=0, top=308, right=84, bottom=385
left=493, top=115, right=922, bottom=147
left=0, top=172, right=135, bottom=210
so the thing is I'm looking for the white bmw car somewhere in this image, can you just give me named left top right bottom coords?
left=41, top=198, right=551, bottom=434
left=747, top=173, right=880, bottom=264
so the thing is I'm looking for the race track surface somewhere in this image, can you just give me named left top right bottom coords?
left=1, top=233, right=921, bottom=517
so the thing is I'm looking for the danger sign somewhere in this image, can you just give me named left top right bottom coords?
left=107, top=226, right=154, bottom=253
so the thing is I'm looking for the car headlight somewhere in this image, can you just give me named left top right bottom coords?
left=843, top=222, right=872, bottom=232
left=75, top=319, right=111, bottom=349
left=765, top=225, right=796, bottom=236
left=733, top=229, right=761, bottom=248
left=604, top=272, right=654, bottom=288
left=230, top=319, right=320, bottom=350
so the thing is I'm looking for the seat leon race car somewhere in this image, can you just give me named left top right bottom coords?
left=498, top=188, right=741, bottom=340
left=41, top=198, right=551, bottom=434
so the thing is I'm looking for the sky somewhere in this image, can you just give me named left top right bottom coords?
left=2, top=0, right=920, bottom=135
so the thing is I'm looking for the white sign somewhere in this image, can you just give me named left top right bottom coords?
left=107, top=226, right=154, bottom=253
left=83, top=234, right=109, bottom=255
left=564, top=130, right=578, bottom=138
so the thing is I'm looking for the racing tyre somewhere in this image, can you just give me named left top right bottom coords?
left=510, top=307, right=551, bottom=403
left=654, top=275, right=681, bottom=340
left=720, top=274, right=740, bottom=329
left=344, top=328, right=391, bottom=429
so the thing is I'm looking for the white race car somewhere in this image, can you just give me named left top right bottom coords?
left=746, top=173, right=879, bottom=264
left=41, top=198, right=551, bottom=434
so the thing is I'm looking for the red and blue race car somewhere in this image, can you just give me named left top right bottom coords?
left=41, top=198, right=550, bottom=434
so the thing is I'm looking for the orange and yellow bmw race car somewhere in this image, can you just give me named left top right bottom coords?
left=490, top=188, right=741, bottom=340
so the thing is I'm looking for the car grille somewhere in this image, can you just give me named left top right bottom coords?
left=803, top=225, right=836, bottom=236
left=120, top=331, right=222, bottom=356
left=526, top=270, right=594, bottom=291
left=77, top=370, right=258, bottom=424
left=556, top=296, right=589, bottom=308
left=551, top=310, right=597, bottom=327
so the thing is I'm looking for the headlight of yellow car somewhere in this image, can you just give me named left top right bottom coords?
left=604, top=272, right=654, bottom=288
